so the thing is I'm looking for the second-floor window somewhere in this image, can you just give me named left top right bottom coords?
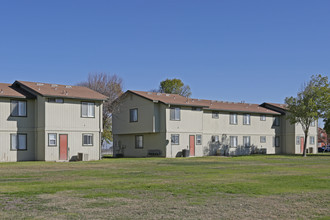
left=274, top=116, right=280, bottom=126
left=130, top=108, right=138, bottom=122
left=82, top=102, right=95, bottom=118
left=260, top=115, right=266, bottom=121
left=212, top=111, right=219, bottom=119
left=310, top=121, right=315, bottom=127
left=11, top=100, right=27, bottom=117
left=170, top=107, right=180, bottom=121
left=243, top=114, right=250, bottom=125
left=310, top=136, right=315, bottom=145
left=230, top=113, right=237, bottom=124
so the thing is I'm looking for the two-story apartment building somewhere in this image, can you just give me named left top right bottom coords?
left=112, top=91, right=318, bottom=157
left=0, top=81, right=107, bottom=162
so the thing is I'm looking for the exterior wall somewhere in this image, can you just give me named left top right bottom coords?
left=0, top=95, right=103, bottom=162
left=0, top=98, right=36, bottom=161
left=113, top=133, right=167, bottom=157
left=113, top=94, right=157, bottom=135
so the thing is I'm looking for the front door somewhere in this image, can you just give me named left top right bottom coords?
left=300, top=137, right=304, bottom=153
left=59, top=134, right=68, bottom=160
left=189, top=135, right=195, bottom=156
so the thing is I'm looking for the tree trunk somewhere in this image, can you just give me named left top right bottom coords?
left=303, top=132, right=308, bottom=157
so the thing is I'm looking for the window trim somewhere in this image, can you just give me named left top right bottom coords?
left=135, top=135, right=144, bottom=149
left=48, top=133, right=57, bottom=146
left=81, top=102, right=95, bottom=118
left=212, top=111, right=219, bottom=119
left=230, top=113, right=238, bottom=125
left=260, top=136, right=266, bottom=143
left=196, top=135, right=202, bottom=145
left=10, top=133, right=27, bottom=151
left=82, top=133, right=94, bottom=146
left=170, top=107, right=181, bottom=121
left=10, top=99, right=27, bottom=117
left=129, top=108, right=138, bottom=122
left=230, top=136, right=238, bottom=147
left=171, top=134, right=180, bottom=145
left=260, top=115, right=266, bottom=121
left=243, top=114, right=251, bottom=125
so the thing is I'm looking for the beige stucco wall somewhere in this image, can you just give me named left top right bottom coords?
left=0, top=98, right=36, bottom=161
left=113, top=93, right=160, bottom=135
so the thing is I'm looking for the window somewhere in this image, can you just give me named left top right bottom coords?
left=192, top=107, right=202, bottom=111
left=135, top=135, right=143, bottom=148
left=243, top=136, right=251, bottom=147
left=310, top=136, right=315, bottom=145
left=48, top=98, right=64, bottom=103
left=83, top=134, right=93, bottom=146
left=230, top=113, right=237, bottom=124
left=260, top=115, right=266, bottom=121
left=48, top=133, right=57, bottom=146
left=260, top=136, right=266, bottom=143
left=212, top=135, right=219, bottom=142
left=275, top=136, right=280, bottom=147
left=82, top=102, right=95, bottom=118
left=212, top=111, right=219, bottom=119
left=230, top=136, right=238, bottom=147
left=196, top=135, right=202, bottom=145
left=11, top=100, right=27, bottom=117
left=274, top=116, right=280, bottom=126
left=130, top=108, right=138, bottom=122
left=171, top=134, right=179, bottom=145
left=311, top=121, right=315, bottom=127
left=170, top=107, right=181, bottom=121
left=11, top=134, right=27, bottom=150
left=243, top=114, right=250, bottom=125
left=296, top=136, right=300, bottom=145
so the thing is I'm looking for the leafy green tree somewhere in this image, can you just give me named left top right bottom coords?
left=285, top=74, right=329, bottom=156
left=78, top=73, right=123, bottom=146
left=324, top=118, right=330, bottom=134
left=157, top=78, right=192, bottom=97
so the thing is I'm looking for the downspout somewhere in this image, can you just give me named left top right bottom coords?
left=99, top=101, right=103, bottom=160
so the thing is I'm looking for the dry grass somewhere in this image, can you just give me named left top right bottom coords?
left=0, top=155, right=329, bottom=219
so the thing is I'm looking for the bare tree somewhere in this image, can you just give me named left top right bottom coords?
left=77, top=73, right=123, bottom=145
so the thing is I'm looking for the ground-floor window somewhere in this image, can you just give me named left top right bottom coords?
left=135, top=135, right=143, bottom=148
left=230, top=136, right=238, bottom=147
left=83, top=134, right=93, bottom=146
left=243, top=136, right=251, bottom=147
left=296, top=136, right=300, bottom=145
left=275, top=136, right=280, bottom=147
left=171, top=134, right=180, bottom=145
left=212, top=135, right=219, bottom=143
left=11, top=134, right=27, bottom=150
left=260, top=136, right=266, bottom=143
left=48, top=133, right=57, bottom=146
left=196, top=135, right=202, bottom=145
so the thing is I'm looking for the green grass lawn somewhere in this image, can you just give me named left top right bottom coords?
left=0, top=155, right=329, bottom=219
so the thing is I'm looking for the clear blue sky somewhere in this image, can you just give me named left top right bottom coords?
left=1, top=0, right=329, bottom=106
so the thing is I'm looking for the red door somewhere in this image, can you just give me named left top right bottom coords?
left=300, top=137, right=304, bottom=153
left=189, top=135, right=195, bottom=156
left=59, top=134, right=68, bottom=160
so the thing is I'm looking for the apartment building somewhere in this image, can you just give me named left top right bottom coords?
left=112, top=91, right=318, bottom=157
left=0, top=81, right=107, bottom=162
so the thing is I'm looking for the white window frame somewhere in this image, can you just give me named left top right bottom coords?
left=243, top=114, right=250, bottom=125
left=170, top=107, right=181, bottom=121
left=260, top=136, right=266, bottom=143
left=171, top=134, right=180, bottom=145
left=310, top=121, right=315, bottom=127
left=11, top=134, right=27, bottom=150
left=11, top=100, right=27, bottom=117
left=230, top=113, right=237, bottom=125
left=212, top=135, right=219, bottom=143
left=310, top=136, right=315, bottom=145
left=230, top=136, right=238, bottom=147
left=48, top=133, right=57, bottom=146
left=81, top=102, right=95, bottom=118
left=82, top=134, right=93, bottom=146
left=296, top=136, right=300, bottom=145
left=260, top=115, right=266, bottom=121
left=243, top=136, right=251, bottom=147
left=196, top=135, right=202, bottom=145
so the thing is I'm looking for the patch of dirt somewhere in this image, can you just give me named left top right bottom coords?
left=1, top=190, right=328, bottom=220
